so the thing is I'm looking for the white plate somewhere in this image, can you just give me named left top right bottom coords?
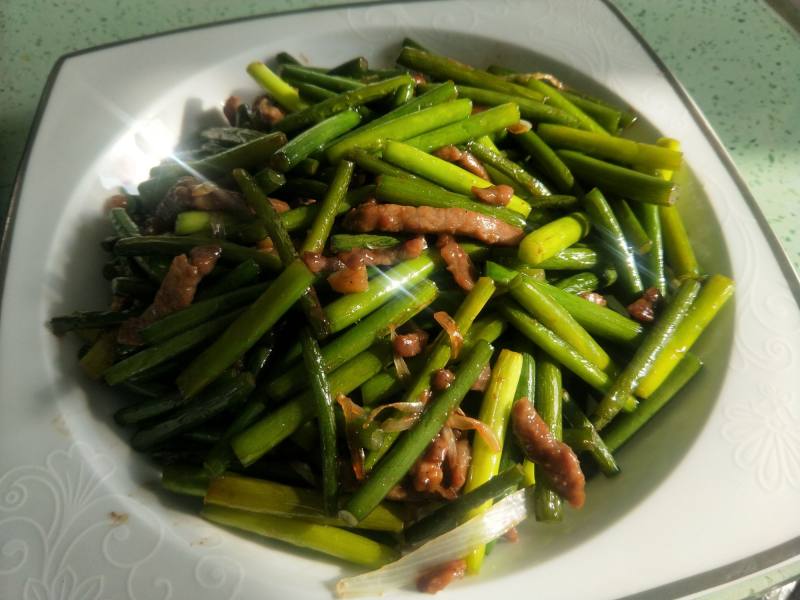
left=2, top=1, right=799, bottom=598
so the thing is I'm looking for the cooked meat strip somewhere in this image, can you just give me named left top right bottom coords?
left=411, top=426, right=471, bottom=500
left=152, top=176, right=251, bottom=232
left=343, top=202, right=523, bottom=246
left=504, top=526, right=519, bottom=543
left=223, top=95, right=242, bottom=126
left=470, top=104, right=488, bottom=115
left=433, top=145, right=463, bottom=162
left=627, top=286, right=662, bottom=323
left=471, top=184, right=514, bottom=207
left=444, top=438, right=471, bottom=496
left=268, top=197, right=290, bottom=213
left=416, top=559, right=467, bottom=594
left=412, top=427, right=451, bottom=494
left=117, top=245, right=221, bottom=346
left=457, top=150, right=490, bottom=180
left=338, top=235, right=427, bottom=268
left=327, top=264, right=369, bottom=294
left=432, top=368, right=455, bottom=391
left=411, top=72, right=428, bottom=86
left=253, top=95, right=285, bottom=127
left=470, top=364, right=492, bottom=392
left=580, top=291, right=607, bottom=306
left=302, top=252, right=344, bottom=274
left=511, top=397, right=585, bottom=508
left=437, top=234, right=477, bottom=291
left=393, top=330, right=429, bottom=358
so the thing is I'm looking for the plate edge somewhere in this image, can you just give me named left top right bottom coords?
left=1, top=0, right=798, bottom=598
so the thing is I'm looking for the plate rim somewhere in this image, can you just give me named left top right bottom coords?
left=1, top=1, right=798, bottom=598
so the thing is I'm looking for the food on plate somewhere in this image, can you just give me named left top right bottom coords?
left=50, top=38, right=734, bottom=596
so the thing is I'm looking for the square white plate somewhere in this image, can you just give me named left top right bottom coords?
left=2, top=1, right=799, bottom=598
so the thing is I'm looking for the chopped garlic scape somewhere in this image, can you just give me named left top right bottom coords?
left=336, top=487, right=529, bottom=597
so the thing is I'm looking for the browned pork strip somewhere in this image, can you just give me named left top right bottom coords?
left=393, top=330, right=429, bottom=358
left=511, top=397, right=585, bottom=508
left=152, top=176, right=251, bottom=232
left=253, top=95, right=285, bottom=127
left=416, top=559, right=467, bottom=594
left=627, top=286, right=661, bottom=323
left=471, top=184, right=514, bottom=207
left=327, top=264, right=369, bottom=294
left=343, top=202, right=523, bottom=246
left=117, top=245, right=221, bottom=345
left=432, top=368, right=455, bottom=391
left=437, top=234, right=477, bottom=291
left=456, top=150, right=489, bottom=180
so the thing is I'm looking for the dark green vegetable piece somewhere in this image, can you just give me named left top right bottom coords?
left=201, top=505, right=398, bottom=568
left=466, top=139, right=551, bottom=198
left=537, top=124, right=683, bottom=170
left=235, top=168, right=329, bottom=339
left=511, top=75, right=606, bottom=134
left=593, top=279, right=702, bottom=429
left=162, top=465, right=210, bottom=497
left=610, top=198, right=653, bottom=255
left=131, top=373, right=254, bottom=450
left=375, top=175, right=527, bottom=229
left=113, top=235, right=282, bottom=272
left=326, top=99, right=473, bottom=162
left=562, top=392, right=619, bottom=476
left=638, top=203, right=667, bottom=295
left=329, top=56, right=369, bottom=77
left=277, top=75, right=413, bottom=133
left=109, top=208, right=170, bottom=282
left=397, top=47, right=547, bottom=103
left=267, top=280, right=437, bottom=400
left=534, top=279, right=643, bottom=346
left=301, top=160, right=355, bottom=253
left=329, top=234, right=401, bottom=253
left=300, top=328, right=338, bottom=515
left=347, top=148, right=418, bottom=180
left=582, top=187, right=644, bottom=300
left=324, top=252, right=438, bottom=334
left=281, top=185, right=374, bottom=233
left=175, top=259, right=313, bottom=398
left=115, top=391, right=189, bottom=426
left=140, top=133, right=287, bottom=206
left=231, top=345, right=391, bottom=467
left=560, top=90, right=623, bottom=133
left=404, top=465, right=525, bottom=545
left=553, top=272, right=601, bottom=294
left=199, top=127, right=265, bottom=146
left=140, top=282, right=269, bottom=344
left=254, top=167, right=287, bottom=195
left=403, top=103, right=520, bottom=154
left=50, top=309, right=136, bottom=336
left=104, top=310, right=241, bottom=386
left=110, top=277, right=157, bottom=299
left=511, top=130, right=575, bottom=194
left=271, top=110, right=362, bottom=172
left=341, top=340, right=494, bottom=524
left=196, top=259, right=261, bottom=300
left=533, top=355, right=563, bottom=521
left=282, top=64, right=364, bottom=92
left=602, top=354, right=703, bottom=452
left=558, top=150, right=678, bottom=206
left=452, top=84, right=581, bottom=128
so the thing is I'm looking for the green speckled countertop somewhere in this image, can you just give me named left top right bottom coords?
left=1, top=0, right=798, bottom=270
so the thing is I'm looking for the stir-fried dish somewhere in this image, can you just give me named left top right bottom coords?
left=50, top=38, right=734, bottom=596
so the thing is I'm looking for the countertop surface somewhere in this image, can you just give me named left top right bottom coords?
left=1, top=0, right=798, bottom=271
